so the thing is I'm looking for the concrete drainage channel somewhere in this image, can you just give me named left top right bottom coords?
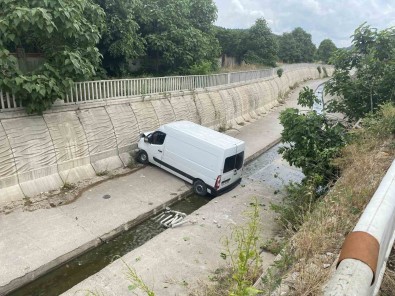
left=8, top=194, right=211, bottom=296
left=8, top=144, right=284, bottom=296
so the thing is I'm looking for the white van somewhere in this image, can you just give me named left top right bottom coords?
left=136, top=121, right=245, bottom=196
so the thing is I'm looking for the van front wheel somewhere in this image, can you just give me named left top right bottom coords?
left=193, top=180, right=207, bottom=196
left=137, top=150, right=149, bottom=164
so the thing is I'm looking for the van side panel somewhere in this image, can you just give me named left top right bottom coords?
left=161, top=134, right=220, bottom=187
left=139, top=121, right=246, bottom=195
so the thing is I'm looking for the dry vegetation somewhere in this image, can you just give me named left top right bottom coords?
left=269, top=105, right=395, bottom=295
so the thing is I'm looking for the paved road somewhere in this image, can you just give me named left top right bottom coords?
left=0, top=79, right=327, bottom=295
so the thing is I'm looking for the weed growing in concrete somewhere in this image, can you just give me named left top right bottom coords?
left=261, top=238, right=285, bottom=255
left=289, top=82, right=299, bottom=91
left=23, top=197, right=32, bottom=206
left=96, top=170, right=109, bottom=177
left=222, top=198, right=263, bottom=296
left=218, top=124, right=227, bottom=132
left=317, top=66, right=322, bottom=76
left=83, top=290, right=106, bottom=296
left=62, top=182, right=75, bottom=191
left=124, top=261, right=155, bottom=296
left=277, top=91, right=285, bottom=103
left=127, top=156, right=137, bottom=170
left=270, top=180, right=317, bottom=232
left=258, top=245, right=295, bottom=294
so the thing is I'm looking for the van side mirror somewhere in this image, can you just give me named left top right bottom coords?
left=144, top=137, right=149, bottom=143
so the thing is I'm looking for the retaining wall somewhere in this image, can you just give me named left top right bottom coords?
left=0, top=66, right=327, bottom=203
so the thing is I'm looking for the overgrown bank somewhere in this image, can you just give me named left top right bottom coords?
left=256, top=23, right=395, bottom=295
left=262, top=103, right=395, bottom=295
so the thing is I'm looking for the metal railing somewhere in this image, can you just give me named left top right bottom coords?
left=0, top=63, right=318, bottom=110
left=65, top=73, right=229, bottom=103
left=0, top=90, right=23, bottom=110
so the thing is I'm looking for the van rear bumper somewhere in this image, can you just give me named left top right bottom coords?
left=209, top=178, right=242, bottom=197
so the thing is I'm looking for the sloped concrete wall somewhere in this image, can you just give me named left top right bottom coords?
left=43, top=112, right=95, bottom=184
left=0, top=123, right=23, bottom=202
left=0, top=65, right=324, bottom=202
left=105, top=104, right=140, bottom=166
left=2, top=117, right=63, bottom=198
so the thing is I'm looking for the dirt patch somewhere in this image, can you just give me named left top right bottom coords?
left=388, top=248, right=395, bottom=271
left=380, top=245, right=395, bottom=295
left=0, top=165, right=144, bottom=215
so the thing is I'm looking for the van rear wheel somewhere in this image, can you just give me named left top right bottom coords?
left=193, top=180, right=207, bottom=196
left=137, top=150, right=149, bottom=164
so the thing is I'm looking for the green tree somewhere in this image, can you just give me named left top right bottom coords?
left=317, top=39, right=337, bottom=63
left=242, top=18, right=278, bottom=67
left=94, top=0, right=145, bottom=77
left=292, top=27, right=316, bottom=62
left=0, top=0, right=104, bottom=114
left=326, top=23, right=395, bottom=120
left=215, top=27, right=248, bottom=64
left=278, top=28, right=316, bottom=63
left=278, top=32, right=299, bottom=63
left=279, top=88, right=345, bottom=186
left=138, top=0, right=220, bottom=74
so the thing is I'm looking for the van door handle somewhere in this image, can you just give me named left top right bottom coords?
left=158, top=150, right=162, bottom=153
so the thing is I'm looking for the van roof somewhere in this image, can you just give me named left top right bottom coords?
left=161, top=121, right=244, bottom=149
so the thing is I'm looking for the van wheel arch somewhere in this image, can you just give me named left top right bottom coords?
left=193, top=179, right=208, bottom=196
left=137, top=150, right=149, bottom=164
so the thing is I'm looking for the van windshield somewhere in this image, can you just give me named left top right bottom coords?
left=223, top=151, right=244, bottom=173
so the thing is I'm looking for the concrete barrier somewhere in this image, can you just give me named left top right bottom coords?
left=43, top=112, right=95, bottom=184
left=323, top=160, right=395, bottom=295
left=194, top=91, right=217, bottom=128
left=182, top=93, right=201, bottom=124
left=168, top=94, right=191, bottom=122
left=151, top=96, right=176, bottom=126
left=218, top=89, right=239, bottom=129
left=207, top=90, right=227, bottom=129
left=226, top=88, right=244, bottom=125
left=2, top=117, right=63, bottom=197
left=0, top=122, right=24, bottom=202
left=77, top=108, right=123, bottom=173
left=105, top=103, right=140, bottom=166
left=0, top=65, right=329, bottom=204
left=130, top=101, right=160, bottom=133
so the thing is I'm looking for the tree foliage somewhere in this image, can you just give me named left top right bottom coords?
left=242, top=18, right=278, bottom=67
left=279, top=88, right=345, bottom=186
left=325, top=23, right=395, bottom=120
left=94, top=0, right=145, bottom=77
left=316, top=39, right=337, bottom=63
left=0, top=0, right=104, bottom=114
left=215, top=26, right=248, bottom=63
left=278, top=28, right=316, bottom=63
left=138, top=0, right=220, bottom=74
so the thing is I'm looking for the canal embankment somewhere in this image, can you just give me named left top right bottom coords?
left=0, top=79, right=328, bottom=295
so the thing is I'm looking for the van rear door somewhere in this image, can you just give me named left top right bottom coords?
left=220, top=146, right=244, bottom=190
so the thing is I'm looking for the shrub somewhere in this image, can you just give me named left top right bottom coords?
left=277, top=68, right=284, bottom=78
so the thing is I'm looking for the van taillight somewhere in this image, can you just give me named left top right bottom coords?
left=215, top=175, right=221, bottom=189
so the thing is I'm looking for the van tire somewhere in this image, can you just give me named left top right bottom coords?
left=137, top=150, right=149, bottom=164
left=193, top=180, right=207, bottom=196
